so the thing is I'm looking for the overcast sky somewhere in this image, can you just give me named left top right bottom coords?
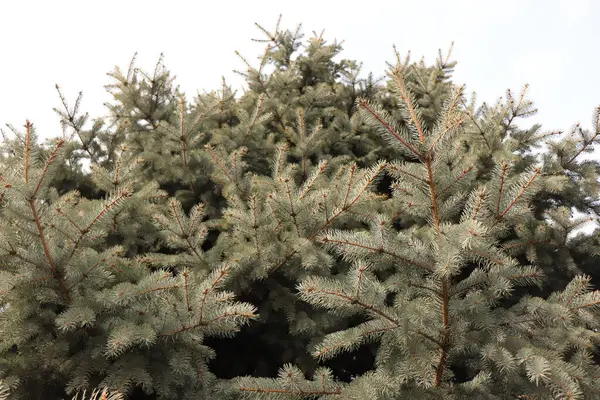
left=1, top=0, right=598, bottom=144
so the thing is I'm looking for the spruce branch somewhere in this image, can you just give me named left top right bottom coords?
left=235, top=23, right=289, bottom=132
left=237, top=386, right=342, bottom=397
left=498, top=167, right=541, bottom=219
left=32, top=137, right=65, bottom=198
left=3, top=242, right=41, bottom=268
left=503, top=85, right=538, bottom=137
left=270, top=161, right=386, bottom=274
left=297, top=160, right=327, bottom=200
left=565, top=106, right=600, bottom=164
left=23, top=120, right=32, bottom=183
left=67, top=248, right=124, bottom=291
left=85, top=188, right=132, bottom=233
left=282, top=178, right=301, bottom=236
left=198, top=266, right=230, bottom=324
left=391, top=67, right=427, bottom=144
left=53, top=84, right=96, bottom=160
left=158, top=307, right=256, bottom=338
left=356, top=98, right=423, bottom=161
left=156, top=264, right=257, bottom=338
left=386, top=161, right=427, bottom=184
left=462, top=188, right=488, bottom=222
left=58, top=189, right=132, bottom=277
left=182, top=270, right=191, bottom=312
left=272, top=143, right=288, bottom=180
left=204, top=144, right=249, bottom=198
left=312, top=320, right=399, bottom=360
left=426, top=115, right=465, bottom=155
left=495, top=162, right=510, bottom=217
left=71, top=388, right=124, bottom=400
left=54, top=206, right=83, bottom=233
left=425, top=148, right=448, bottom=388
left=318, top=234, right=432, bottom=273
left=459, top=97, right=493, bottom=151
left=425, top=154, right=441, bottom=233
left=341, top=163, right=355, bottom=208
left=111, top=147, right=125, bottom=186
left=235, top=365, right=342, bottom=398
left=152, top=200, right=208, bottom=266
left=177, top=97, right=189, bottom=167
left=21, top=132, right=72, bottom=304
left=29, top=195, right=71, bottom=304
left=438, top=165, right=474, bottom=197
left=134, top=283, right=181, bottom=297
left=502, top=239, right=551, bottom=251
left=433, top=279, right=450, bottom=387
left=467, top=247, right=507, bottom=266
left=387, top=63, right=451, bottom=386
left=568, top=292, right=600, bottom=311
left=298, top=273, right=443, bottom=360
left=246, top=93, right=265, bottom=136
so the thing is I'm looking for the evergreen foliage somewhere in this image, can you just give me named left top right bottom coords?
left=1, top=17, right=599, bottom=399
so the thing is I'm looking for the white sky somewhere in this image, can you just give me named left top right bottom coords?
left=1, top=0, right=598, bottom=142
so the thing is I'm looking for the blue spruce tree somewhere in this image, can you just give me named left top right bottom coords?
left=0, top=17, right=599, bottom=400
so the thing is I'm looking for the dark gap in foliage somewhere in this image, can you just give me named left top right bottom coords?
left=374, top=171, right=394, bottom=197
left=127, top=387, right=157, bottom=400
left=322, top=344, right=377, bottom=383
left=205, top=311, right=299, bottom=379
